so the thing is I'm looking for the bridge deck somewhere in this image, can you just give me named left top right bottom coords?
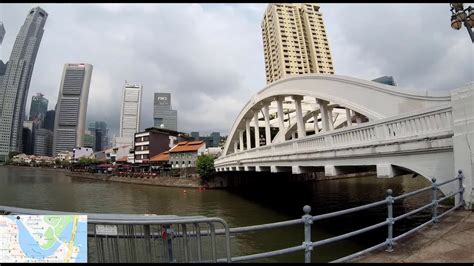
left=351, top=209, right=474, bottom=263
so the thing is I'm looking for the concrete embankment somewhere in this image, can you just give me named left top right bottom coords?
left=351, top=209, right=474, bottom=263
left=65, top=172, right=226, bottom=189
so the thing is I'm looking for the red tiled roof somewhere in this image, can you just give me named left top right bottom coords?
left=169, top=141, right=205, bottom=153
left=150, top=151, right=170, bottom=162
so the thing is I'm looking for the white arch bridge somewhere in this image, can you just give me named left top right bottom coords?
left=214, top=74, right=474, bottom=208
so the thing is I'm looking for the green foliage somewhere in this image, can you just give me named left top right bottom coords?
left=196, top=154, right=215, bottom=181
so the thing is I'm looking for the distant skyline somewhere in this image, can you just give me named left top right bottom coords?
left=1, top=4, right=472, bottom=137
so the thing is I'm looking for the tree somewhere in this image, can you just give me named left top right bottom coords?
left=196, top=154, right=215, bottom=181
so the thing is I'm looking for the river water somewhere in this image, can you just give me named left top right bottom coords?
left=0, top=166, right=434, bottom=262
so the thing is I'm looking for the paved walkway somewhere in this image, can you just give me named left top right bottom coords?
left=352, top=209, right=474, bottom=263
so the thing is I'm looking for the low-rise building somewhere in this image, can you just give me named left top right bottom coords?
left=169, top=141, right=206, bottom=169
left=72, top=147, right=94, bottom=162
left=104, top=144, right=132, bottom=163
left=150, top=151, right=170, bottom=169
left=133, top=127, right=192, bottom=164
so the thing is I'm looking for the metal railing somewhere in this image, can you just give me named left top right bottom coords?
left=0, top=170, right=465, bottom=263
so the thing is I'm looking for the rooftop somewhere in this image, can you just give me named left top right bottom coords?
left=169, top=141, right=205, bottom=153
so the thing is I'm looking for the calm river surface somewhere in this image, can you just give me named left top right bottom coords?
left=0, top=166, right=434, bottom=262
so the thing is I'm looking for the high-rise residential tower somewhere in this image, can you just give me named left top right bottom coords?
left=0, top=7, right=47, bottom=162
left=153, top=93, right=177, bottom=131
left=53, top=63, right=93, bottom=155
left=261, top=3, right=334, bottom=84
left=29, top=92, right=48, bottom=120
left=115, top=82, right=142, bottom=146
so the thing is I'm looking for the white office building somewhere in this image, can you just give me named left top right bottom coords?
left=115, top=82, right=143, bottom=147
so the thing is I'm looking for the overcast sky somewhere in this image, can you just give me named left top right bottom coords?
left=0, top=3, right=472, bottom=137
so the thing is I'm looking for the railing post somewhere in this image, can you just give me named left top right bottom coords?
left=431, top=178, right=439, bottom=224
left=385, top=189, right=394, bottom=252
left=302, top=205, right=313, bottom=263
left=458, top=170, right=465, bottom=208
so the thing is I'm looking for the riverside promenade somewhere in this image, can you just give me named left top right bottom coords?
left=352, top=209, right=474, bottom=263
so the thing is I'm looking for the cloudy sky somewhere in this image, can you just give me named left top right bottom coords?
left=1, top=3, right=472, bottom=137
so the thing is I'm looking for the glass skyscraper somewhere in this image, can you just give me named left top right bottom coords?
left=29, top=92, right=48, bottom=120
left=0, top=7, right=47, bottom=162
left=153, top=93, right=177, bottom=131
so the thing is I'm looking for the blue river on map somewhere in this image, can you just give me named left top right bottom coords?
left=16, top=219, right=73, bottom=259
left=73, top=222, right=87, bottom=262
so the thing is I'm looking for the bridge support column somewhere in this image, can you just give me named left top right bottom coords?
left=245, top=119, right=251, bottom=150
left=313, top=111, right=320, bottom=133
left=327, top=106, right=334, bottom=131
left=239, top=130, right=244, bottom=152
left=256, top=166, right=270, bottom=172
left=317, top=99, right=330, bottom=132
left=345, top=108, right=352, bottom=127
left=376, top=164, right=402, bottom=178
left=324, top=165, right=342, bottom=177
left=451, top=85, right=474, bottom=209
left=293, top=95, right=306, bottom=138
left=263, top=104, right=272, bottom=145
left=276, top=96, right=286, bottom=141
left=253, top=111, right=260, bottom=148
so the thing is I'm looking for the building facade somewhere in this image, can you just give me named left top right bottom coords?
left=0, top=7, right=48, bottom=162
left=53, top=63, right=93, bottom=156
left=88, top=121, right=108, bottom=151
left=29, top=92, right=48, bottom=120
left=72, top=147, right=94, bottom=162
left=169, top=141, right=206, bottom=169
left=34, top=128, right=52, bottom=156
left=261, top=3, right=334, bottom=84
left=116, top=82, right=142, bottom=147
left=153, top=93, right=177, bottom=131
left=43, top=110, right=55, bottom=131
left=133, top=127, right=191, bottom=164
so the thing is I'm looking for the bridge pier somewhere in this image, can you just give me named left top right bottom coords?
left=256, top=166, right=271, bottom=172
left=324, top=165, right=342, bottom=177
left=376, top=164, right=404, bottom=178
left=451, top=85, right=474, bottom=209
left=271, top=166, right=292, bottom=173
left=244, top=166, right=256, bottom=172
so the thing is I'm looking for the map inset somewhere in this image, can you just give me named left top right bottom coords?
left=0, top=215, right=87, bottom=262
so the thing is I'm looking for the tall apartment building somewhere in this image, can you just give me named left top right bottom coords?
left=261, top=3, right=334, bottom=84
left=115, top=82, right=142, bottom=147
left=53, top=63, right=93, bottom=155
left=29, top=92, right=48, bottom=120
left=153, top=93, right=177, bottom=131
left=0, top=7, right=47, bottom=162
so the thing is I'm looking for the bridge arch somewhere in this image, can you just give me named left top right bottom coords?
left=223, top=74, right=450, bottom=156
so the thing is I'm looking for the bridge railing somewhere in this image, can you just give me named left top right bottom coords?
left=0, top=170, right=465, bottom=263
left=216, top=104, right=453, bottom=166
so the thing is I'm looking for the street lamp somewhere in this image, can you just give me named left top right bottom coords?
left=450, top=3, right=474, bottom=42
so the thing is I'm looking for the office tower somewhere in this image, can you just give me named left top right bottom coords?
left=372, top=76, right=398, bottom=86
left=210, top=132, right=221, bottom=147
left=22, top=121, right=35, bottom=155
left=116, top=82, right=142, bottom=146
left=153, top=93, right=178, bottom=131
left=53, top=63, right=93, bottom=156
left=29, top=92, right=48, bottom=120
left=88, top=121, right=108, bottom=151
left=34, top=128, right=53, bottom=156
left=0, top=21, right=5, bottom=45
left=43, top=110, right=55, bottom=131
left=191, top=131, right=200, bottom=141
left=261, top=3, right=334, bottom=84
left=0, top=7, right=47, bottom=162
